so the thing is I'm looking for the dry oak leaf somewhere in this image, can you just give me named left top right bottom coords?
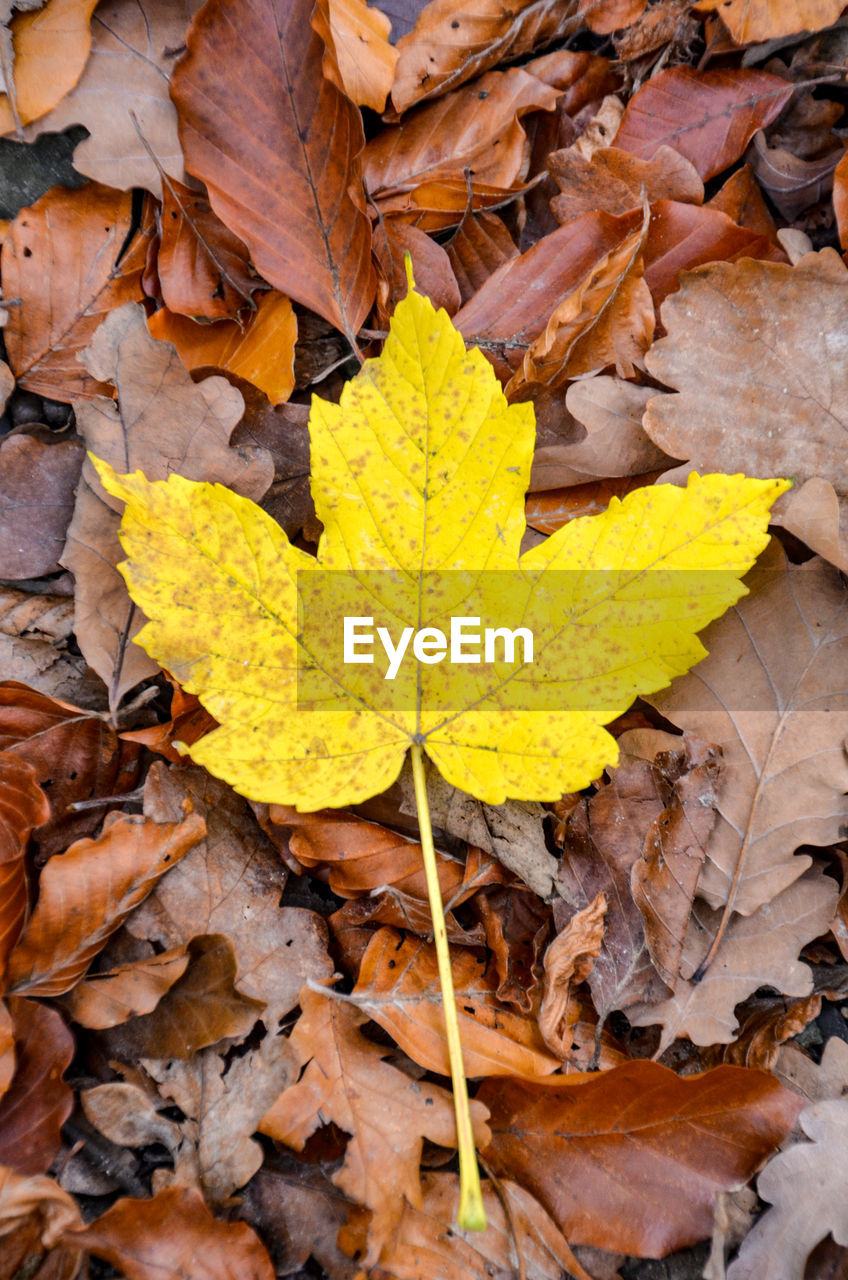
left=154, top=176, right=259, bottom=321
left=95, top=276, right=787, bottom=810
left=364, top=66, right=559, bottom=197
left=0, top=432, right=84, bottom=580
left=148, top=292, right=298, bottom=407
left=5, top=799, right=204, bottom=998
left=549, top=142, right=704, bottom=225
left=313, top=0, right=397, bottom=112
left=390, top=0, right=582, bottom=113
left=644, top=250, right=848, bottom=572
left=0, top=998, right=74, bottom=1175
left=628, top=867, right=839, bottom=1050
left=479, top=1060, right=802, bottom=1257
left=64, top=302, right=273, bottom=713
left=67, top=1185, right=274, bottom=1280
left=643, top=542, right=848, bottom=918
left=344, top=1170, right=596, bottom=1280
left=694, top=0, right=846, bottom=44
left=2, top=182, right=149, bottom=400
left=127, top=764, right=333, bottom=1028
left=171, top=0, right=376, bottom=342
left=0, top=0, right=97, bottom=135
left=727, top=1099, right=848, bottom=1280
left=260, top=985, right=491, bottom=1264
left=351, top=926, right=562, bottom=1078
left=19, top=0, right=204, bottom=196
left=613, top=66, right=793, bottom=181
left=0, top=754, right=48, bottom=984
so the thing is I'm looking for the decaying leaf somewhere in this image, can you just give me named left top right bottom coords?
left=538, top=893, right=606, bottom=1059
left=67, top=946, right=191, bottom=1029
left=694, top=0, right=846, bottom=44
left=0, top=998, right=74, bottom=1175
left=0, top=432, right=83, bottom=580
left=0, top=753, right=49, bottom=981
left=0, top=0, right=97, bottom=135
left=313, top=0, right=397, bottom=113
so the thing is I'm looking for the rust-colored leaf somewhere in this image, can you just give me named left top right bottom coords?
left=473, top=885, right=551, bottom=1011
left=708, top=162, right=781, bottom=242
left=0, top=1164, right=83, bottom=1279
left=0, top=998, right=73, bottom=1175
left=67, top=946, right=190, bottom=1029
left=0, top=0, right=97, bottom=135
left=0, top=754, right=48, bottom=983
left=539, top=893, right=606, bottom=1060
left=155, top=177, right=258, bottom=321
left=171, top=0, right=375, bottom=342
left=446, top=211, right=518, bottom=305
left=613, top=67, right=792, bottom=180
left=580, top=0, right=647, bottom=33
left=313, top=0, right=397, bottom=113
left=373, top=220, right=460, bottom=323
left=550, top=143, right=703, bottom=225
left=0, top=433, right=83, bottom=580
left=480, top=1060, right=802, bottom=1256
left=2, top=183, right=150, bottom=400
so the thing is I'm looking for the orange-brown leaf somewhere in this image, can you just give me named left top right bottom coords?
left=0, top=0, right=97, bottom=134
left=0, top=998, right=73, bottom=1175
left=313, top=0, right=397, bottom=113
left=155, top=178, right=258, bottom=321
left=693, top=0, right=845, bottom=43
left=539, top=893, right=606, bottom=1059
left=66, top=946, right=190, bottom=1030
left=0, top=754, right=48, bottom=981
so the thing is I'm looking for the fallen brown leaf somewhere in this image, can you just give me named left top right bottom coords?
left=708, top=162, right=781, bottom=242
left=67, top=946, right=190, bottom=1029
left=260, top=985, right=491, bottom=1264
left=0, top=998, right=73, bottom=1175
left=66, top=1185, right=275, bottom=1280
left=0, top=1164, right=83, bottom=1278
left=613, top=66, right=792, bottom=180
left=446, top=211, right=518, bottom=305
left=480, top=1060, right=802, bottom=1257
left=0, top=0, right=97, bottom=134
left=19, top=0, right=203, bottom=195
left=549, top=143, right=703, bottom=225
left=473, top=883, right=551, bottom=1011
left=695, top=0, right=845, bottom=44
left=580, top=0, right=646, bottom=34
left=352, top=926, right=562, bottom=1077
left=154, top=177, right=258, bottom=321
left=525, top=474, right=663, bottom=534
left=2, top=183, right=150, bottom=400
left=748, top=128, right=841, bottom=220
left=171, top=0, right=375, bottom=343
left=0, top=431, right=83, bottom=579
left=539, top=893, right=606, bottom=1059
left=0, top=755, right=48, bottom=982
left=314, top=0, right=397, bottom=112
left=373, top=220, right=461, bottom=322
left=719, top=993, right=821, bottom=1070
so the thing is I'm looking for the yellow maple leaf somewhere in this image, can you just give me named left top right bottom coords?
left=92, top=274, right=788, bottom=1232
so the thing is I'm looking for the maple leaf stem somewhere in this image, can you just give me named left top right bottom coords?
left=410, top=743, right=486, bottom=1233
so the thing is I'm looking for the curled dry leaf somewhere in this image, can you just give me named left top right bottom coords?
left=480, top=1060, right=802, bottom=1257
left=0, top=432, right=84, bottom=580
left=5, top=798, right=205, bottom=998
left=0, top=998, right=74, bottom=1175
left=644, top=544, right=848, bottom=918
left=64, top=302, right=272, bottom=711
left=260, top=985, right=491, bottom=1264
left=727, top=1099, right=848, bottom=1280
left=0, top=1164, right=82, bottom=1277
left=473, top=884, right=551, bottom=1011
left=549, top=143, right=703, bottom=225
left=171, top=0, right=375, bottom=342
left=313, top=0, right=397, bottom=113
left=154, top=176, right=258, bottom=321
left=373, top=220, right=461, bottom=321
left=613, top=67, right=792, bottom=180
left=446, top=211, right=518, bottom=305
left=148, top=291, right=297, bottom=407
left=721, top=993, right=821, bottom=1070
left=351, top=926, right=562, bottom=1078
left=390, top=0, right=582, bottom=113
left=708, top=162, right=781, bottom=242
left=0, top=0, right=97, bottom=135
left=0, top=754, right=49, bottom=980
left=0, top=587, right=74, bottom=643
left=68, top=1185, right=275, bottom=1280
left=19, top=0, right=204, bottom=195
left=748, top=128, right=842, bottom=221
left=2, top=183, right=149, bottom=400
left=694, top=0, right=846, bottom=44
left=539, top=893, right=606, bottom=1059
left=67, top=945, right=190, bottom=1029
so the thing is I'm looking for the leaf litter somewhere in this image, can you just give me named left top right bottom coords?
left=1, top=2, right=848, bottom=1277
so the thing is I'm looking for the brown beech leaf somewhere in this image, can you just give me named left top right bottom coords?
left=0, top=588, right=74, bottom=644
left=629, top=868, right=838, bottom=1049
left=110, top=934, right=265, bottom=1059
left=5, top=798, right=205, bottom=998
left=505, top=203, right=654, bottom=393
left=748, top=128, right=842, bottom=220
left=128, top=765, right=333, bottom=1027
left=580, top=0, right=647, bottom=34
left=473, top=884, right=551, bottom=1011
left=455, top=208, right=641, bottom=381
left=390, top=0, right=582, bottom=112
left=365, top=66, right=559, bottom=197
left=2, top=183, right=149, bottom=400
left=0, top=681, right=141, bottom=858
left=344, top=1171, right=595, bottom=1280
left=120, top=679, right=217, bottom=764
left=376, top=175, right=532, bottom=233
left=352, top=926, right=562, bottom=1078
left=694, top=0, right=845, bottom=44
left=834, top=148, right=848, bottom=250
left=480, top=1060, right=802, bottom=1257
left=171, top=0, right=375, bottom=342
left=539, top=893, right=606, bottom=1059
left=0, top=999, right=73, bottom=1175
left=148, top=292, right=297, bottom=407
left=155, top=177, right=258, bottom=320
left=313, top=0, right=397, bottom=113
left=720, top=993, right=821, bottom=1070
left=640, top=198, right=784, bottom=306
left=0, top=433, right=84, bottom=580
left=643, top=543, right=848, bottom=918
left=63, top=302, right=272, bottom=713
left=260, top=985, right=491, bottom=1264
left=708, top=162, right=781, bottom=243
left=613, top=67, right=792, bottom=180
left=67, top=946, right=190, bottom=1029
left=446, top=212, right=518, bottom=305
left=644, top=251, right=848, bottom=569
left=0, top=754, right=48, bottom=980
left=0, top=0, right=97, bottom=136
left=549, top=143, right=703, bottom=225
left=68, top=1185, right=274, bottom=1280
left=525, top=474, right=663, bottom=534
left=727, top=1099, right=848, bottom=1280
left=19, top=0, right=204, bottom=196
left=329, top=888, right=485, bottom=951
left=373, top=221, right=461, bottom=323
left=0, top=1164, right=83, bottom=1280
